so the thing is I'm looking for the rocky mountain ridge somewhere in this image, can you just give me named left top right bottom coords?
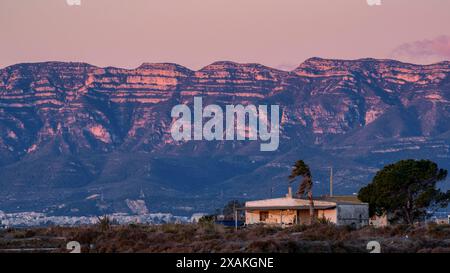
left=1, top=58, right=449, bottom=215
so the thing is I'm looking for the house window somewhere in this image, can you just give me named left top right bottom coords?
left=260, top=211, right=269, bottom=222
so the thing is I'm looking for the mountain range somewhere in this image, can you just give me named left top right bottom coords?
left=1, top=57, right=450, bottom=216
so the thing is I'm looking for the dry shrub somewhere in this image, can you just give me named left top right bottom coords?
left=12, top=229, right=36, bottom=239
left=426, top=223, right=450, bottom=239
left=5, top=221, right=450, bottom=253
left=299, top=223, right=350, bottom=241
left=166, top=225, right=197, bottom=242
left=377, top=224, right=412, bottom=237
left=246, top=239, right=281, bottom=253
left=286, top=224, right=309, bottom=233
left=160, top=223, right=183, bottom=234
left=245, top=224, right=281, bottom=240
left=428, top=247, right=450, bottom=253
left=72, top=228, right=101, bottom=245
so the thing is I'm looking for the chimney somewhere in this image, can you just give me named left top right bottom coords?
left=286, top=186, right=293, bottom=198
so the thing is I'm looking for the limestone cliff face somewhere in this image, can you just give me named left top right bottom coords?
left=1, top=58, right=450, bottom=160
left=293, top=58, right=450, bottom=136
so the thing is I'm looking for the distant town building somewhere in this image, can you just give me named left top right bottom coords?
left=427, top=215, right=450, bottom=225
left=0, top=211, right=188, bottom=227
left=190, top=213, right=209, bottom=223
left=244, top=188, right=369, bottom=228
left=0, top=210, right=6, bottom=229
left=434, top=217, right=449, bottom=225
left=125, top=199, right=149, bottom=215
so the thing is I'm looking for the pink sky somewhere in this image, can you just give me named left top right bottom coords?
left=1, top=0, right=449, bottom=70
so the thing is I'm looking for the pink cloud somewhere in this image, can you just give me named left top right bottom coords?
left=392, top=36, right=450, bottom=63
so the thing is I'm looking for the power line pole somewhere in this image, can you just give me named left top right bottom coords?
left=330, top=167, right=333, bottom=197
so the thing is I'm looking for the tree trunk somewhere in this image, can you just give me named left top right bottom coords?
left=308, top=190, right=315, bottom=224
left=405, top=189, right=413, bottom=225
left=404, top=207, right=412, bottom=225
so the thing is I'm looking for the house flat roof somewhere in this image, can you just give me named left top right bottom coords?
left=316, top=195, right=368, bottom=205
left=245, top=197, right=337, bottom=209
left=244, top=195, right=368, bottom=210
left=244, top=205, right=336, bottom=211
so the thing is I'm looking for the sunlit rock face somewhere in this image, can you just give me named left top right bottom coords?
left=0, top=58, right=449, bottom=215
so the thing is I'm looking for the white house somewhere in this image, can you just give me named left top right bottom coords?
left=245, top=188, right=369, bottom=227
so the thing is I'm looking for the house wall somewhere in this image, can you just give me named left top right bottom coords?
left=246, top=210, right=259, bottom=225
left=317, top=209, right=337, bottom=223
left=246, top=205, right=369, bottom=227
left=246, top=210, right=299, bottom=225
left=297, top=210, right=314, bottom=225
left=336, top=204, right=369, bottom=227
left=246, top=209, right=337, bottom=225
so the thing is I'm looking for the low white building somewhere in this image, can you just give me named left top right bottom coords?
left=245, top=189, right=369, bottom=228
left=190, top=213, right=209, bottom=223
